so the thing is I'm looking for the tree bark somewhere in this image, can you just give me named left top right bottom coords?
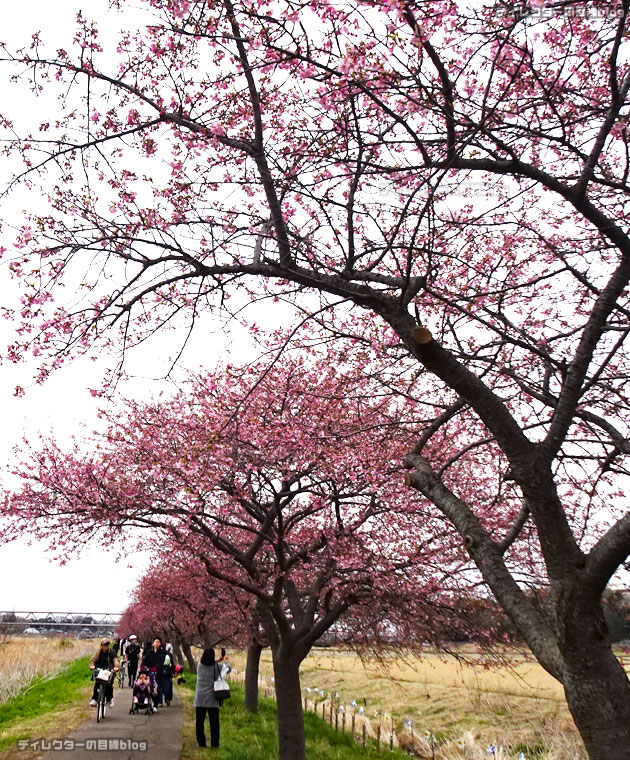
left=244, top=641, right=263, bottom=713
left=172, top=641, right=185, bottom=668
left=560, top=606, right=630, bottom=760
left=181, top=641, right=197, bottom=674
left=272, top=649, right=306, bottom=760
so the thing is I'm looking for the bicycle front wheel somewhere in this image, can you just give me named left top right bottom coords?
left=96, top=683, right=106, bottom=723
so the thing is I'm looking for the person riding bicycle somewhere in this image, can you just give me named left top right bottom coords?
left=89, top=639, right=120, bottom=708
left=124, top=634, right=142, bottom=687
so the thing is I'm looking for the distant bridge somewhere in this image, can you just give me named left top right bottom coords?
left=0, top=611, right=121, bottom=634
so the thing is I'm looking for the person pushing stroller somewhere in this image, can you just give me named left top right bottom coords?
left=142, top=637, right=167, bottom=708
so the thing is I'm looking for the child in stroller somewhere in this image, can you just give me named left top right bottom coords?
left=130, top=668, right=155, bottom=715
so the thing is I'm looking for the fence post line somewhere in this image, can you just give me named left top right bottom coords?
left=362, top=723, right=366, bottom=747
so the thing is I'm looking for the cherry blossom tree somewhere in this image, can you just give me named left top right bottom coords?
left=1, top=2, right=630, bottom=756
left=120, top=553, right=269, bottom=708
left=4, top=359, right=451, bottom=759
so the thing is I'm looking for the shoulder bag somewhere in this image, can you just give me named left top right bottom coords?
left=213, top=663, right=231, bottom=701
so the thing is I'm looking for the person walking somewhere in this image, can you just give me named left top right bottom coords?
left=124, top=634, right=142, bottom=687
left=193, top=648, right=231, bottom=748
left=142, top=636, right=167, bottom=707
left=162, top=644, right=175, bottom=706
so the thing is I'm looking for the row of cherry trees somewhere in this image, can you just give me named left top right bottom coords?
left=1, top=1, right=629, bottom=758
left=6, top=359, right=480, bottom=757
left=116, top=558, right=264, bottom=687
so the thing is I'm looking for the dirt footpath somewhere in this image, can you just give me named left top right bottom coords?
left=30, top=687, right=183, bottom=760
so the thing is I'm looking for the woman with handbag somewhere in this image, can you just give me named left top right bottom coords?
left=193, top=648, right=231, bottom=748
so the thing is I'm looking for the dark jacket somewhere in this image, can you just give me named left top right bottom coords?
left=89, top=648, right=120, bottom=670
left=125, top=643, right=142, bottom=663
left=142, top=646, right=166, bottom=672
left=162, top=652, right=175, bottom=677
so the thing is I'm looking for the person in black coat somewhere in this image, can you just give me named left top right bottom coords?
left=162, top=643, right=175, bottom=706
left=141, top=636, right=167, bottom=707
left=124, top=634, right=142, bottom=687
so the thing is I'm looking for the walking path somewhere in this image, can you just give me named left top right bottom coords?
left=33, top=687, right=183, bottom=760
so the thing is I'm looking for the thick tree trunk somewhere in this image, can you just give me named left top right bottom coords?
left=244, top=641, right=263, bottom=713
left=272, top=650, right=306, bottom=760
left=182, top=641, right=197, bottom=674
left=172, top=641, right=184, bottom=668
left=562, top=636, right=630, bottom=759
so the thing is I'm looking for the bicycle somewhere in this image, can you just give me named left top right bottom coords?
left=93, top=668, right=115, bottom=723
left=117, top=661, right=127, bottom=689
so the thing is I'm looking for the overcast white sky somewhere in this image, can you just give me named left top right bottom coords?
left=0, top=0, right=275, bottom=614
left=1, top=1, right=628, bottom=617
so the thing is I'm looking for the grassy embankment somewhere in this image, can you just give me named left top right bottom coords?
left=0, top=636, right=96, bottom=703
left=178, top=674, right=410, bottom=760
left=0, top=655, right=93, bottom=760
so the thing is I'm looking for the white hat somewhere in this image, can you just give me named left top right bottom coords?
left=129, top=634, right=137, bottom=639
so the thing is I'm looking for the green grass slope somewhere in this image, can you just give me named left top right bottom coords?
left=179, top=675, right=409, bottom=760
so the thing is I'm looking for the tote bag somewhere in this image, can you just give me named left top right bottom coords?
left=213, top=664, right=231, bottom=701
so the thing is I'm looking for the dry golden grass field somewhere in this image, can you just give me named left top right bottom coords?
left=0, top=636, right=96, bottom=703
left=228, top=646, right=630, bottom=759
left=3, top=639, right=627, bottom=759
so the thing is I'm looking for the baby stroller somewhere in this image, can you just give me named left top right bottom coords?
left=129, top=670, right=155, bottom=715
